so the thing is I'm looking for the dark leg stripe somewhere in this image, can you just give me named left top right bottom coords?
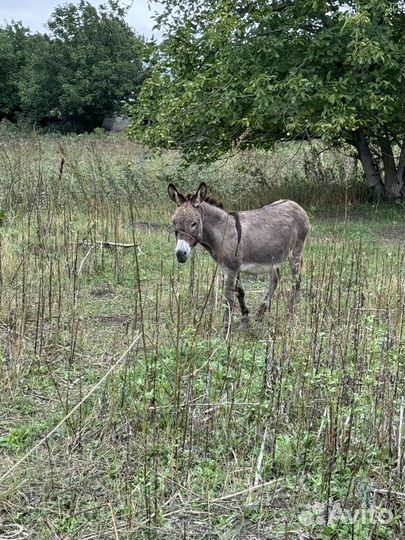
left=236, top=285, right=249, bottom=316
left=230, top=212, right=242, bottom=255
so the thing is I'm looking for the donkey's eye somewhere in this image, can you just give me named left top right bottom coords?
left=191, top=222, right=197, bottom=229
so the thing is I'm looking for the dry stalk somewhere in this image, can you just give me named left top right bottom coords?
left=0, top=335, right=141, bottom=484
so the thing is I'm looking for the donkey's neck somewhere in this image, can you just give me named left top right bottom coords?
left=199, top=203, right=237, bottom=262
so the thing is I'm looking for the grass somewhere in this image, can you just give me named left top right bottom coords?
left=0, top=133, right=404, bottom=539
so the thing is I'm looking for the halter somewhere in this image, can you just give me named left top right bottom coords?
left=168, top=227, right=196, bottom=241
left=169, top=210, right=242, bottom=256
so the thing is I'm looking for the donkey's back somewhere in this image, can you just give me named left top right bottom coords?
left=237, top=199, right=310, bottom=272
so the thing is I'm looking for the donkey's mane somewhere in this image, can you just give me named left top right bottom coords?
left=204, top=195, right=224, bottom=209
left=184, top=193, right=224, bottom=209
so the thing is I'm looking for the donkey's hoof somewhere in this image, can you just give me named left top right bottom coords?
left=255, top=310, right=266, bottom=323
left=240, top=318, right=250, bottom=331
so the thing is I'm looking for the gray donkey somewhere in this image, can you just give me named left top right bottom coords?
left=168, top=182, right=310, bottom=337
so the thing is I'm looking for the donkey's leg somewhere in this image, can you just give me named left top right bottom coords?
left=256, top=267, right=280, bottom=321
left=222, top=270, right=237, bottom=339
left=288, top=252, right=303, bottom=313
left=236, top=273, right=250, bottom=330
left=290, top=254, right=303, bottom=296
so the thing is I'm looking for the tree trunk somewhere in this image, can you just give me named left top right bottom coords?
left=379, top=133, right=401, bottom=199
left=396, top=141, right=405, bottom=197
left=351, top=129, right=386, bottom=198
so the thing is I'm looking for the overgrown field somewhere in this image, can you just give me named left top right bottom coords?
left=0, top=135, right=404, bottom=539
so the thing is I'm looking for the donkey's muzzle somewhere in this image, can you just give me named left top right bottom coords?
left=176, top=250, right=188, bottom=263
left=175, top=238, right=191, bottom=263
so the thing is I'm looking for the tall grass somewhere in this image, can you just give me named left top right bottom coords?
left=0, top=133, right=404, bottom=539
left=0, top=129, right=375, bottom=213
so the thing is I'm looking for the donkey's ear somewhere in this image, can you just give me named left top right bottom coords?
left=168, top=183, right=185, bottom=206
left=191, top=182, right=207, bottom=207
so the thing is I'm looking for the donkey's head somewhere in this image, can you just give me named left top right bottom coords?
left=168, top=182, right=207, bottom=263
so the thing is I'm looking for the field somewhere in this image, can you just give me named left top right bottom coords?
left=0, top=133, right=404, bottom=539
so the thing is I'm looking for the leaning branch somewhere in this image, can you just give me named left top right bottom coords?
left=0, top=336, right=141, bottom=484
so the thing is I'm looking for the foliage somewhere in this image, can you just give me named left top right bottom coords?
left=129, top=0, right=405, bottom=196
left=0, top=23, right=31, bottom=119
left=1, top=1, right=147, bottom=131
left=18, top=34, right=62, bottom=126
left=22, top=1, right=146, bottom=130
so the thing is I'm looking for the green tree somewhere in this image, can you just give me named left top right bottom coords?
left=0, top=23, right=31, bottom=120
left=20, top=1, right=146, bottom=131
left=129, top=0, right=405, bottom=198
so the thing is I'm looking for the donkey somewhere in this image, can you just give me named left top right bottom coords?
left=168, top=182, right=310, bottom=337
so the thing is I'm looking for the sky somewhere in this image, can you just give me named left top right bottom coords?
left=0, top=0, right=163, bottom=39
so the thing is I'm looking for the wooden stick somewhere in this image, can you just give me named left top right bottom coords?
left=210, top=477, right=282, bottom=503
left=79, top=240, right=138, bottom=248
left=398, top=398, right=404, bottom=476
left=374, top=488, right=405, bottom=499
